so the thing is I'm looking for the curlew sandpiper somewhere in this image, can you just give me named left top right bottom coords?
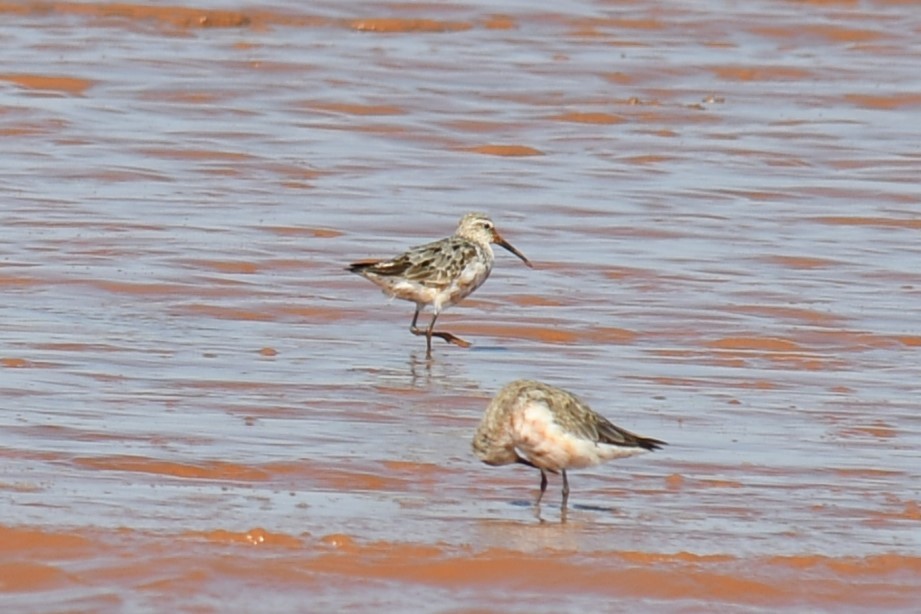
left=348, top=213, right=532, bottom=357
left=472, top=379, right=665, bottom=516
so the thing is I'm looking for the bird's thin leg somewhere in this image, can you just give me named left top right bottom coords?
left=409, top=309, right=472, bottom=351
left=409, top=305, right=423, bottom=333
left=409, top=308, right=442, bottom=357
left=535, top=469, right=548, bottom=507
left=425, top=312, right=438, bottom=357
left=561, top=470, right=570, bottom=511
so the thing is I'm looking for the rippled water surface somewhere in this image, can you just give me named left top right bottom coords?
left=2, top=0, right=920, bottom=611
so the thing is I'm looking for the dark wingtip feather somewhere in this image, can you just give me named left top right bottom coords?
left=347, top=260, right=378, bottom=274
left=638, top=436, right=667, bottom=451
left=347, top=258, right=412, bottom=277
left=595, top=417, right=667, bottom=452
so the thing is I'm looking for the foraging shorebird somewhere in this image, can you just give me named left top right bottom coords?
left=347, top=212, right=532, bottom=357
left=473, top=379, right=665, bottom=515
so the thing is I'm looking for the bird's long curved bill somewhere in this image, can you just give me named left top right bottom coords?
left=496, top=235, right=533, bottom=268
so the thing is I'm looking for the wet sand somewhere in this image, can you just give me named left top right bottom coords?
left=2, top=0, right=920, bottom=611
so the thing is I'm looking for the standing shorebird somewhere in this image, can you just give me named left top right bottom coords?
left=347, top=212, right=532, bottom=357
left=472, top=379, right=665, bottom=516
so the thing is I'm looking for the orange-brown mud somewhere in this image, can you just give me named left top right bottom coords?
left=2, top=0, right=920, bottom=611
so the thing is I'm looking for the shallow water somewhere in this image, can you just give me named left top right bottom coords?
left=2, top=0, right=920, bottom=611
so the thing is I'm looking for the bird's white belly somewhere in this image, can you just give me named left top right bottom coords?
left=437, top=264, right=490, bottom=309
left=384, top=280, right=440, bottom=305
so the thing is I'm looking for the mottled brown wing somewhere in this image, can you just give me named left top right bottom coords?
left=361, top=238, right=477, bottom=288
left=556, top=393, right=607, bottom=442
left=559, top=392, right=666, bottom=451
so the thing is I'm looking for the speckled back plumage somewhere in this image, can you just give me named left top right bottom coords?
left=349, top=236, right=486, bottom=290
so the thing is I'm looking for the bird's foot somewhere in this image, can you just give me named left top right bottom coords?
left=412, top=327, right=472, bottom=348
left=433, top=331, right=471, bottom=348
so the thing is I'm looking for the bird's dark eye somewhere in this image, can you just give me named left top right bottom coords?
left=482, top=222, right=493, bottom=230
